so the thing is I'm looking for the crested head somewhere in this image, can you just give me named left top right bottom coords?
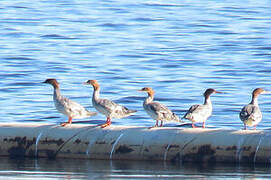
left=252, top=88, right=268, bottom=96
left=84, top=80, right=100, bottom=89
left=43, top=79, right=59, bottom=88
left=203, top=88, right=222, bottom=97
left=138, top=87, right=155, bottom=96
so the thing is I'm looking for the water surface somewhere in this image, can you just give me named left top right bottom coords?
left=0, top=158, right=271, bottom=179
left=1, top=0, right=271, bottom=129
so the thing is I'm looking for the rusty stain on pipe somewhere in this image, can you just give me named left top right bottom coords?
left=163, top=133, right=177, bottom=161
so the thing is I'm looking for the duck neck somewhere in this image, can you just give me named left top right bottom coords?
left=92, top=86, right=100, bottom=101
left=145, top=92, right=154, bottom=104
left=250, top=94, right=259, bottom=106
left=53, top=86, right=61, bottom=100
left=204, top=95, right=212, bottom=106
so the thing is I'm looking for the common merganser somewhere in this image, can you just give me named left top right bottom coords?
left=183, top=88, right=222, bottom=128
left=43, top=79, right=97, bottom=126
left=138, top=87, right=180, bottom=128
left=239, top=88, right=268, bottom=130
left=84, top=80, right=137, bottom=128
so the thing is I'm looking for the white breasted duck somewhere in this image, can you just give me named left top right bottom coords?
left=183, top=88, right=222, bottom=128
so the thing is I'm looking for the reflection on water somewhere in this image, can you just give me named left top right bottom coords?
left=0, top=158, right=270, bottom=179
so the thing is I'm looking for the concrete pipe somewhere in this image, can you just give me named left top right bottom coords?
left=0, top=123, right=270, bottom=164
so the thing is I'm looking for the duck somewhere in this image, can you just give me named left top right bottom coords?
left=138, top=87, right=180, bottom=128
left=239, top=88, right=268, bottom=130
left=43, top=79, right=97, bottom=126
left=84, top=80, right=137, bottom=128
left=183, top=88, right=222, bottom=128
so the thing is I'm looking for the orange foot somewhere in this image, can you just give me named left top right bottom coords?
left=100, top=122, right=111, bottom=128
left=192, top=123, right=196, bottom=128
left=60, top=122, right=71, bottom=127
left=61, top=117, right=72, bottom=127
left=148, top=125, right=158, bottom=129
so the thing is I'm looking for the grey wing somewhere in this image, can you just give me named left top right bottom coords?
left=184, top=105, right=200, bottom=117
left=240, top=105, right=261, bottom=122
left=148, top=102, right=167, bottom=114
left=149, top=102, right=175, bottom=119
left=97, top=98, right=119, bottom=112
left=240, top=105, right=250, bottom=122
left=62, top=97, right=86, bottom=113
left=240, top=105, right=254, bottom=121
left=188, top=105, right=200, bottom=114
left=183, top=104, right=211, bottom=121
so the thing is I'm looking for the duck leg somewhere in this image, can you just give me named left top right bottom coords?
left=159, top=121, right=163, bottom=127
left=202, top=122, right=206, bottom=128
left=155, top=120, right=159, bottom=127
left=61, top=117, right=72, bottom=126
left=101, top=117, right=111, bottom=128
left=244, top=124, right=247, bottom=130
left=148, top=120, right=159, bottom=129
left=253, top=125, right=257, bottom=130
left=192, top=123, right=196, bottom=128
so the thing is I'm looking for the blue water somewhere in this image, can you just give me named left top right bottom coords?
left=1, top=0, right=271, bottom=178
left=1, top=0, right=271, bottom=129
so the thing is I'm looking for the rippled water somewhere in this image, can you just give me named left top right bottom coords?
left=1, top=0, right=271, bottom=129
left=0, top=158, right=270, bottom=179
left=1, top=0, right=271, bottom=178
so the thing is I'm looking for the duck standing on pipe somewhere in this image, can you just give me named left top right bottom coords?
left=43, top=79, right=97, bottom=126
left=239, top=88, right=269, bottom=130
left=183, top=88, right=222, bottom=128
left=84, top=80, right=137, bottom=128
left=138, top=87, right=180, bottom=128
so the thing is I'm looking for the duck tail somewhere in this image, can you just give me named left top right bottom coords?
left=87, top=111, right=98, bottom=116
left=183, top=112, right=192, bottom=120
left=172, top=113, right=182, bottom=122
left=127, top=109, right=137, bottom=114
